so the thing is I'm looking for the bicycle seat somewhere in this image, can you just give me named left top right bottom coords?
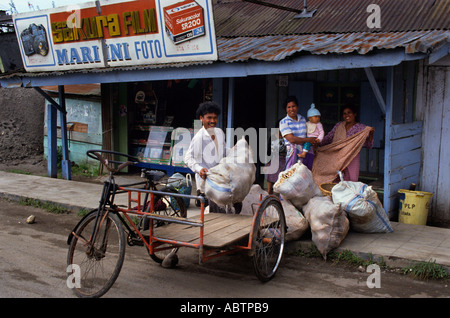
left=141, top=169, right=165, bottom=182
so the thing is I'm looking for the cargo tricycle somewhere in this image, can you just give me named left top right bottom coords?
left=67, top=150, right=286, bottom=297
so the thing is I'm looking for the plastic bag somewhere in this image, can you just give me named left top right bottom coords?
left=167, top=172, right=188, bottom=188
left=332, top=181, right=393, bottom=233
left=303, top=196, right=349, bottom=259
left=167, top=173, right=192, bottom=208
left=273, top=162, right=322, bottom=209
left=205, top=137, right=256, bottom=208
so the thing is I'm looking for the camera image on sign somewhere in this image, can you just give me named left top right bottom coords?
left=20, top=23, right=49, bottom=56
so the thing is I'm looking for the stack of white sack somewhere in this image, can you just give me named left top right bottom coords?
left=205, top=137, right=256, bottom=209
left=241, top=184, right=309, bottom=242
left=273, top=162, right=323, bottom=209
left=331, top=181, right=393, bottom=233
left=303, top=196, right=349, bottom=259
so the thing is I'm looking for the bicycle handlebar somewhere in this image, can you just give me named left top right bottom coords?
left=87, top=149, right=140, bottom=173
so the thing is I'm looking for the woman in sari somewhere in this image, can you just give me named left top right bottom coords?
left=320, top=105, right=374, bottom=182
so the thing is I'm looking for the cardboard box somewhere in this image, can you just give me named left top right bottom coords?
left=164, top=0, right=205, bottom=45
left=69, top=122, right=88, bottom=133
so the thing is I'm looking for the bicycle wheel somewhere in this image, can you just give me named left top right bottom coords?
left=67, top=210, right=125, bottom=298
left=145, top=190, right=185, bottom=263
left=251, top=196, right=286, bottom=282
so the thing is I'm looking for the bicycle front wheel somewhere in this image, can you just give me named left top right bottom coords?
left=252, top=196, right=286, bottom=282
left=67, top=210, right=125, bottom=298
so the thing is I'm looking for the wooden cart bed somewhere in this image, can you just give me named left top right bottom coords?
left=151, top=213, right=255, bottom=249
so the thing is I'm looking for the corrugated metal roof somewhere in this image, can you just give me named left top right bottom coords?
left=217, top=30, right=450, bottom=62
left=0, top=1, right=448, bottom=81
left=2, top=30, right=447, bottom=80
left=214, top=0, right=450, bottom=36
left=213, top=0, right=450, bottom=62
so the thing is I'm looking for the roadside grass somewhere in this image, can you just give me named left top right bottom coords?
left=76, top=208, right=90, bottom=217
left=5, top=153, right=100, bottom=180
left=18, top=198, right=69, bottom=214
left=293, top=244, right=388, bottom=269
left=6, top=169, right=32, bottom=175
left=65, top=163, right=99, bottom=178
left=402, top=259, right=449, bottom=280
left=11, top=197, right=91, bottom=218
left=56, top=147, right=100, bottom=178
left=292, top=244, right=448, bottom=281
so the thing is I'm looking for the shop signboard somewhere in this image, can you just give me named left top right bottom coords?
left=13, top=0, right=217, bottom=72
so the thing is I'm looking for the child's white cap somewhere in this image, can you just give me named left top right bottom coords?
left=307, top=103, right=321, bottom=118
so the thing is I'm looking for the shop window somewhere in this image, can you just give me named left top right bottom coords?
left=317, top=83, right=360, bottom=133
left=128, top=79, right=211, bottom=169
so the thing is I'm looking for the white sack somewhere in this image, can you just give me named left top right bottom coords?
left=273, top=162, right=322, bottom=209
left=241, top=184, right=269, bottom=216
left=280, top=199, right=309, bottom=242
left=332, top=181, right=393, bottom=233
left=205, top=137, right=256, bottom=208
left=241, top=185, right=309, bottom=241
left=303, top=196, right=349, bottom=259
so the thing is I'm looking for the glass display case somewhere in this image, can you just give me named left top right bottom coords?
left=134, top=125, right=173, bottom=165
left=132, top=126, right=196, bottom=169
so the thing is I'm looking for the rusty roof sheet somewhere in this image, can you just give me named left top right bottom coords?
left=216, top=30, right=450, bottom=62
left=2, top=30, right=447, bottom=80
left=1, top=1, right=449, bottom=81
left=214, top=0, right=450, bottom=36
left=41, top=84, right=101, bottom=96
left=213, top=0, right=450, bottom=62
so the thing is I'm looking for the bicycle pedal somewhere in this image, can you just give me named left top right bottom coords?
left=128, top=235, right=144, bottom=246
left=132, top=239, right=144, bottom=246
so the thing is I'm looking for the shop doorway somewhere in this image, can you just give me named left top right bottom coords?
left=123, top=79, right=212, bottom=174
left=232, top=76, right=266, bottom=185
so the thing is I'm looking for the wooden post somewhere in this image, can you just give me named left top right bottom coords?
left=47, top=103, right=57, bottom=178
left=58, top=85, right=71, bottom=180
left=383, top=66, right=394, bottom=216
left=226, top=77, right=235, bottom=149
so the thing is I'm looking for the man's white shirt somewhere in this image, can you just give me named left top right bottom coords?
left=184, top=126, right=227, bottom=191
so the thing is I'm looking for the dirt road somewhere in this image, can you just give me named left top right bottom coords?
left=0, top=197, right=448, bottom=302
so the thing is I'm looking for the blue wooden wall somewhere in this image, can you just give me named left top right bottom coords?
left=43, top=97, right=102, bottom=167
left=386, top=121, right=423, bottom=216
